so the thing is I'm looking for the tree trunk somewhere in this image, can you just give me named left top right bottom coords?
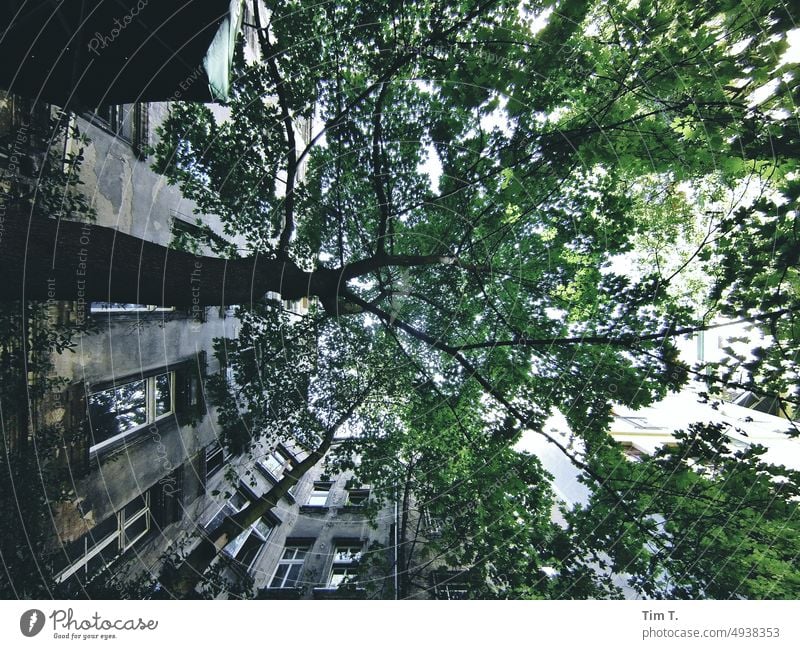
left=0, top=210, right=334, bottom=307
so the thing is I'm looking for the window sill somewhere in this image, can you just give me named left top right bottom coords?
left=90, top=416, right=178, bottom=466
left=90, top=310, right=188, bottom=322
left=256, top=587, right=302, bottom=600
left=312, top=587, right=367, bottom=600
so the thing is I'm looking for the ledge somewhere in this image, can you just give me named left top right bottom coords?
left=312, top=587, right=367, bottom=600
left=257, top=587, right=302, bottom=600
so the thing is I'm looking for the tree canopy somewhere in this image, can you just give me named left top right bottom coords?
left=151, top=0, right=800, bottom=598
left=3, top=0, right=799, bottom=598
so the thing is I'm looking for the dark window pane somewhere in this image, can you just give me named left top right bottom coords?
left=206, top=442, right=224, bottom=478
left=154, top=373, right=172, bottom=416
left=284, top=563, right=301, bottom=587
left=270, top=564, right=288, bottom=587
left=204, top=503, right=232, bottom=534
left=347, top=489, right=369, bottom=505
left=88, top=380, right=146, bottom=446
left=123, top=495, right=147, bottom=520
left=123, top=514, right=149, bottom=547
left=84, top=515, right=118, bottom=552
left=236, top=535, right=264, bottom=569
left=229, top=490, right=248, bottom=511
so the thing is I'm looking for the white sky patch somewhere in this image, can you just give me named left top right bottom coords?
left=780, top=28, right=800, bottom=65
left=729, top=37, right=753, bottom=56
left=519, top=2, right=553, bottom=36
left=480, top=95, right=514, bottom=137
left=418, top=142, right=443, bottom=193
left=748, top=77, right=781, bottom=107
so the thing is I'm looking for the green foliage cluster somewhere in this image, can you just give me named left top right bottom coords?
left=149, top=0, right=800, bottom=598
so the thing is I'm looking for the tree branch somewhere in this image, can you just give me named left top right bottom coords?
left=371, top=82, right=391, bottom=257
left=253, top=2, right=297, bottom=256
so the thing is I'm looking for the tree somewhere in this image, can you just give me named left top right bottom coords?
left=3, top=0, right=799, bottom=597
left=568, top=422, right=800, bottom=598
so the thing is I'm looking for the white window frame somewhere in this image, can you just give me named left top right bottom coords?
left=89, top=372, right=175, bottom=453
left=56, top=493, right=151, bottom=583
left=328, top=565, right=359, bottom=588
left=327, top=543, right=362, bottom=588
left=259, top=448, right=292, bottom=480
left=222, top=518, right=274, bottom=572
left=90, top=302, right=175, bottom=314
left=422, top=509, right=442, bottom=537
left=346, top=488, right=369, bottom=506
left=269, top=545, right=309, bottom=588
left=204, top=487, right=250, bottom=533
left=307, top=482, right=331, bottom=507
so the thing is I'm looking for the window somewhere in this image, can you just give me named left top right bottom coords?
left=91, top=103, right=148, bottom=156
left=346, top=488, right=369, bottom=506
left=620, top=442, right=645, bottom=462
left=87, top=372, right=174, bottom=452
left=222, top=518, right=274, bottom=573
left=307, top=482, right=331, bottom=507
left=258, top=448, right=292, bottom=481
left=205, top=441, right=226, bottom=479
left=203, top=488, right=249, bottom=534
left=269, top=544, right=309, bottom=588
left=328, top=542, right=362, bottom=588
left=432, top=570, right=470, bottom=600
left=57, top=492, right=151, bottom=582
left=171, top=214, right=204, bottom=239
left=422, top=509, right=442, bottom=538
left=90, top=303, right=175, bottom=315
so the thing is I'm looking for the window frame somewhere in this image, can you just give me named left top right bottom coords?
left=222, top=517, right=274, bottom=573
left=431, top=570, right=470, bottom=600
left=327, top=541, right=363, bottom=588
left=258, top=447, right=293, bottom=481
left=90, top=302, right=176, bottom=315
left=204, top=441, right=227, bottom=480
left=89, top=102, right=149, bottom=156
left=307, top=481, right=332, bottom=507
left=345, top=488, right=370, bottom=506
left=87, top=371, right=175, bottom=454
left=56, top=492, right=151, bottom=583
left=269, top=544, right=310, bottom=589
